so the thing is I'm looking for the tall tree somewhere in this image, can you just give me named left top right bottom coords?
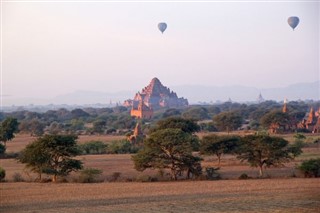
left=236, top=135, right=302, bottom=177
left=213, top=112, right=243, bottom=133
left=200, top=134, right=240, bottom=166
left=18, top=135, right=83, bottom=182
left=0, top=117, right=19, bottom=147
left=132, top=128, right=202, bottom=180
left=152, top=117, right=200, bottom=134
left=260, top=110, right=290, bottom=129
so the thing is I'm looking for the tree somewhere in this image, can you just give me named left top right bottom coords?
left=18, top=140, right=50, bottom=181
left=92, top=120, right=106, bottom=134
left=162, top=108, right=181, bottom=118
left=260, top=110, right=290, bottom=129
left=213, top=112, right=243, bottom=133
left=152, top=117, right=201, bottom=151
left=200, top=134, right=240, bottom=166
left=0, top=117, right=19, bottom=147
left=132, top=128, right=202, bottom=180
left=236, top=135, right=302, bottom=177
left=18, top=135, right=83, bottom=182
left=182, top=107, right=210, bottom=121
left=152, top=117, right=200, bottom=134
left=299, top=158, right=320, bottom=178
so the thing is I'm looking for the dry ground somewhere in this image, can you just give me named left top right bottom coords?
left=1, top=133, right=320, bottom=212
left=1, top=179, right=319, bottom=213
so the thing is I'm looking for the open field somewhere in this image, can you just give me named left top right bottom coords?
left=4, top=134, right=126, bottom=153
left=1, top=179, right=320, bottom=213
left=1, top=133, right=320, bottom=212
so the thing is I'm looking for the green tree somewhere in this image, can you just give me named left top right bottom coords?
left=0, top=117, right=19, bottom=147
left=92, top=120, right=106, bottom=134
left=18, top=135, right=83, bottom=182
left=200, top=134, right=240, bottom=166
left=18, top=140, right=50, bottom=181
left=213, top=112, right=243, bottom=133
left=299, top=158, right=320, bottom=178
left=152, top=117, right=200, bottom=134
left=182, top=107, right=209, bottom=121
left=260, top=110, right=290, bottom=129
left=132, top=128, right=202, bottom=180
left=162, top=108, right=181, bottom=118
left=236, top=135, right=302, bottom=177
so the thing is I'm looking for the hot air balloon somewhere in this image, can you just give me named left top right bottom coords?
left=158, top=22, right=167, bottom=34
left=288, top=16, right=300, bottom=30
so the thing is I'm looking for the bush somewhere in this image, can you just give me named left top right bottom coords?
left=205, top=167, right=220, bottom=180
left=238, top=173, right=251, bottom=180
left=78, top=168, right=103, bottom=183
left=135, top=174, right=157, bottom=182
left=78, top=141, right=108, bottom=155
left=299, top=158, right=320, bottom=178
left=12, top=172, right=24, bottom=182
left=0, top=144, right=6, bottom=155
left=110, top=172, right=121, bottom=182
left=0, top=167, right=5, bottom=181
left=107, top=140, right=140, bottom=154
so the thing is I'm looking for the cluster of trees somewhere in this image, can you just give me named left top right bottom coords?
left=132, top=118, right=303, bottom=179
left=0, top=116, right=315, bottom=182
left=1, top=107, right=136, bottom=137
left=1, top=100, right=318, bottom=138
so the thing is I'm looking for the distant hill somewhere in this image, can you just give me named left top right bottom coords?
left=171, top=81, right=319, bottom=104
left=3, top=81, right=319, bottom=107
left=52, top=90, right=134, bottom=105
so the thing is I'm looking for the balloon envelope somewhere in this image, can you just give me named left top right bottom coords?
left=158, top=22, right=167, bottom=33
left=288, top=16, right=300, bottom=30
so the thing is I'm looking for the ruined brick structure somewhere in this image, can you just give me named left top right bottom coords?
left=125, top=77, right=188, bottom=119
left=298, top=107, right=320, bottom=133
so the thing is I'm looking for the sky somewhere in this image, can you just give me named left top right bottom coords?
left=1, top=0, right=319, bottom=106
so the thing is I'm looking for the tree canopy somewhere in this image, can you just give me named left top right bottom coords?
left=152, top=117, right=200, bottom=134
left=236, top=135, right=302, bottom=177
left=18, top=134, right=83, bottom=182
left=213, top=111, right=243, bottom=132
left=0, top=117, right=19, bottom=147
left=132, top=128, right=202, bottom=180
left=200, top=134, right=240, bottom=166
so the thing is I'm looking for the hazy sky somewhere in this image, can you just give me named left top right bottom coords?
left=1, top=0, right=319, bottom=105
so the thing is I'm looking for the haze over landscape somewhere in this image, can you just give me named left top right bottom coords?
left=1, top=1, right=319, bottom=106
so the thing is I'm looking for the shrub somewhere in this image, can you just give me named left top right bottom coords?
left=0, top=144, right=6, bottom=155
left=78, top=168, right=103, bottom=183
left=110, top=172, right=121, bottom=182
left=238, top=173, right=251, bottom=180
left=299, top=158, right=320, bottom=178
left=78, top=141, right=108, bottom=155
left=135, top=174, right=157, bottom=182
left=12, top=172, right=24, bottom=182
left=107, top=140, right=140, bottom=154
left=0, top=167, right=5, bottom=181
left=205, top=167, right=220, bottom=180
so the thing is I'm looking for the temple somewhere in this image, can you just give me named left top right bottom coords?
left=298, top=107, right=320, bottom=133
left=124, top=78, right=188, bottom=119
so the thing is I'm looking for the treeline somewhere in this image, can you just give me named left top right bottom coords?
left=0, top=100, right=319, bottom=137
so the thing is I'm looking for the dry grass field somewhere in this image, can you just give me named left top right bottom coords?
left=1, top=133, right=320, bottom=212
left=1, top=179, right=319, bottom=212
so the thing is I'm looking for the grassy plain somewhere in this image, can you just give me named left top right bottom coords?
left=1, top=133, right=320, bottom=212
left=1, top=179, right=319, bottom=213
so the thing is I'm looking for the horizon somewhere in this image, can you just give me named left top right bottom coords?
left=1, top=79, right=319, bottom=107
left=1, top=1, right=319, bottom=106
